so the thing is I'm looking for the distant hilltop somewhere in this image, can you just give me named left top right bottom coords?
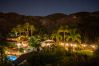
left=0, top=11, right=99, bottom=38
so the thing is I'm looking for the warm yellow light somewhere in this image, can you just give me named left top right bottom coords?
left=90, top=45, right=97, bottom=49
left=65, top=43, right=69, bottom=46
left=81, top=44, right=87, bottom=47
left=46, top=43, right=51, bottom=46
left=16, top=42, right=21, bottom=48
left=60, top=42, right=64, bottom=46
left=73, top=44, right=77, bottom=47
left=70, top=44, right=73, bottom=47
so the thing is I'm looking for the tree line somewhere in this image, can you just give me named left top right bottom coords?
left=0, top=11, right=99, bottom=43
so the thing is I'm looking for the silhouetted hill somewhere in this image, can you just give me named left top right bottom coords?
left=0, top=11, right=99, bottom=41
left=70, top=12, right=90, bottom=16
left=92, top=11, right=99, bottom=15
left=46, top=13, right=67, bottom=20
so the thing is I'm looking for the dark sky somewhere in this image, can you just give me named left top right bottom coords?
left=0, top=0, right=99, bottom=16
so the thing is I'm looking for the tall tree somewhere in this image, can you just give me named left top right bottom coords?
left=30, top=25, right=35, bottom=36
left=11, top=23, right=35, bottom=37
left=11, top=27, right=18, bottom=37
left=11, top=25, right=23, bottom=37
left=23, top=23, right=30, bottom=36
left=50, top=33, right=62, bottom=43
left=58, top=25, right=69, bottom=42
left=28, top=36, right=41, bottom=51
left=66, top=29, right=81, bottom=43
left=16, top=25, right=23, bottom=36
left=23, top=23, right=35, bottom=37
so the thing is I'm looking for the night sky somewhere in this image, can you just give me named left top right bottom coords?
left=0, top=0, right=99, bottom=16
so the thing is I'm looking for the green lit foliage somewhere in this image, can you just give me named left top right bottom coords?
left=11, top=25, right=23, bottom=37
left=50, top=33, right=62, bottom=42
left=16, top=35, right=28, bottom=43
left=58, top=25, right=69, bottom=42
left=19, top=48, right=24, bottom=53
left=76, top=50, right=93, bottom=56
left=43, top=34, right=49, bottom=40
left=66, top=28, right=81, bottom=43
left=28, top=36, right=41, bottom=48
left=23, top=23, right=35, bottom=36
left=11, top=23, right=35, bottom=37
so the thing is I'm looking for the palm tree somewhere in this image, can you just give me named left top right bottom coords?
left=66, top=28, right=81, bottom=43
left=50, top=33, right=62, bottom=44
left=11, top=25, right=24, bottom=37
left=30, top=25, right=35, bottom=36
left=23, top=23, right=35, bottom=37
left=58, top=25, right=69, bottom=42
left=11, top=27, right=18, bottom=37
left=17, top=25, right=23, bottom=36
left=23, top=23, right=30, bottom=36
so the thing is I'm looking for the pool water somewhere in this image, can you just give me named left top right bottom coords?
left=7, top=55, right=17, bottom=61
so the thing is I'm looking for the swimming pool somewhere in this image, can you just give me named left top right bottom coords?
left=7, top=55, right=17, bottom=61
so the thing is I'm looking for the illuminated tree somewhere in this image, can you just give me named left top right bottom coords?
left=23, top=23, right=30, bottom=36
left=50, top=33, right=62, bottom=43
left=30, top=25, right=35, bottom=36
left=11, top=27, right=18, bottom=37
left=23, top=23, right=35, bottom=36
left=58, top=25, right=69, bottom=42
left=66, top=29, right=81, bottom=43
left=11, top=23, right=35, bottom=37
left=11, top=25, right=23, bottom=37
left=28, top=36, right=41, bottom=51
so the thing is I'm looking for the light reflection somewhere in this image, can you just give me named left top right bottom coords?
left=41, top=41, right=97, bottom=53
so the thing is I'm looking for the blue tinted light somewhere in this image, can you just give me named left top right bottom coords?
left=7, top=55, right=17, bottom=61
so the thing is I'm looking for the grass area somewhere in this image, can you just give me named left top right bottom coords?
left=76, top=50, right=94, bottom=56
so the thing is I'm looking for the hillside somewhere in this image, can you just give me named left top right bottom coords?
left=0, top=11, right=99, bottom=42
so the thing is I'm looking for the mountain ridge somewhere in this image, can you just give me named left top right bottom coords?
left=0, top=11, right=99, bottom=38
